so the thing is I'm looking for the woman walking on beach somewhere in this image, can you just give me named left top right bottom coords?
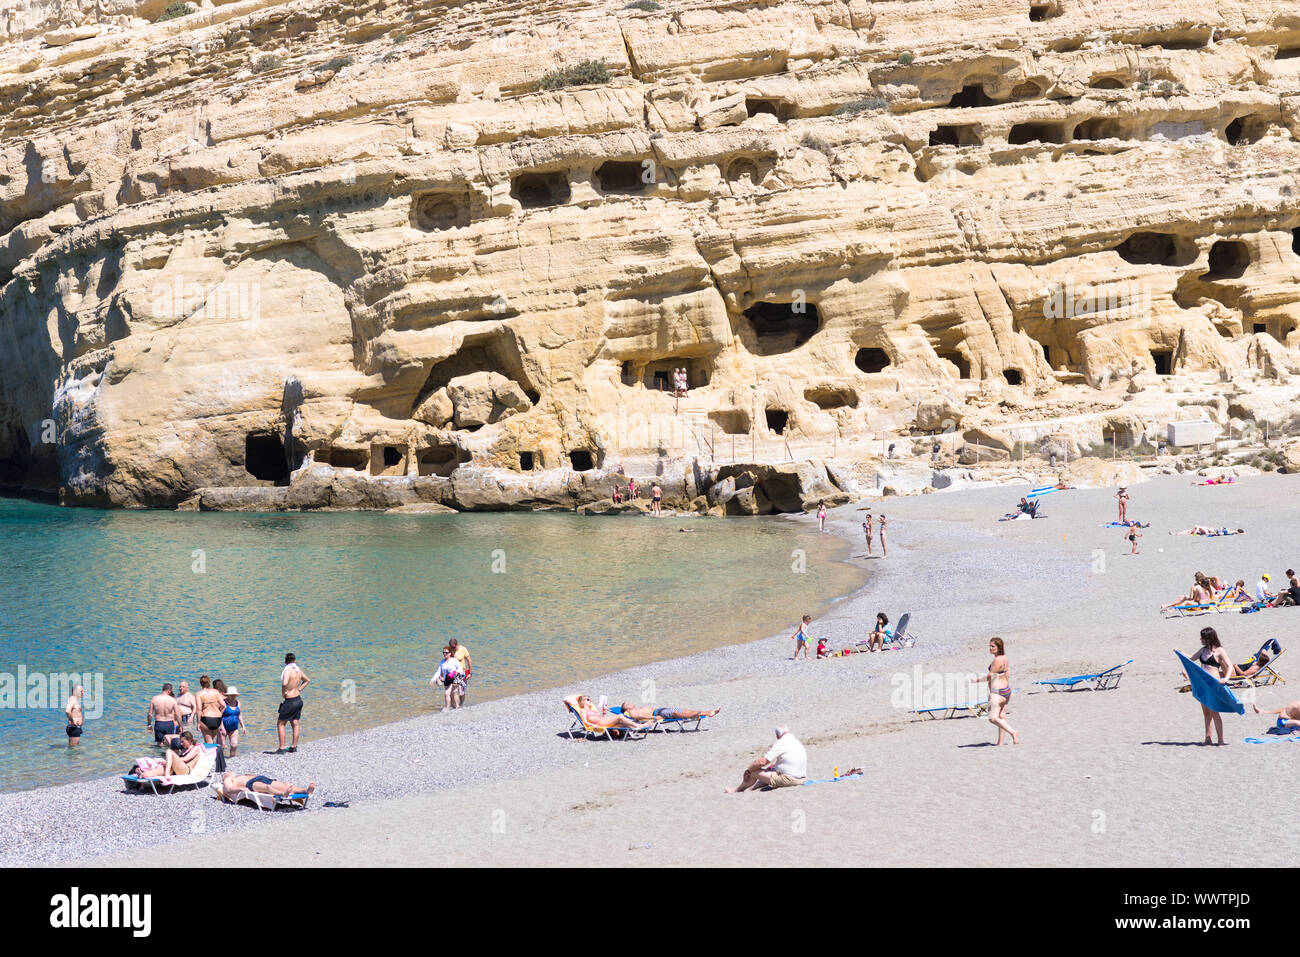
left=196, top=676, right=225, bottom=745
left=974, top=638, right=1019, bottom=744
left=1189, top=627, right=1234, bottom=746
left=817, top=500, right=827, bottom=533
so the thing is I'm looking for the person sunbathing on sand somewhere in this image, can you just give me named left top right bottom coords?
left=618, top=702, right=721, bottom=721
left=575, top=695, right=652, bottom=731
left=1252, top=701, right=1300, bottom=731
left=223, top=772, right=316, bottom=798
left=1169, top=526, right=1245, bottom=536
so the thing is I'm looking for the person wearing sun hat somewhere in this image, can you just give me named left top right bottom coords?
left=220, top=686, right=247, bottom=757
left=1255, top=574, right=1276, bottom=604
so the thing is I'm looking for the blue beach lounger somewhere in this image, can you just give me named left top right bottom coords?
left=1034, top=659, right=1133, bottom=692
left=609, top=706, right=710, bottom=732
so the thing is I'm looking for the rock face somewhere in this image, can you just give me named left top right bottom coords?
left=3, top=0, right=1300, bottom=507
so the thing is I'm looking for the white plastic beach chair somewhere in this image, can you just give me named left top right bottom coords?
left=215, top=778, right=310, bottom=811
left=121, top=743, right=220, bottom=795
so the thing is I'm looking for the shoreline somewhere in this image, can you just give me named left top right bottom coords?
left=9, top=472, right=1300, bottom=866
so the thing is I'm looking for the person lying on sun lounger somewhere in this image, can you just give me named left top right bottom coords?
left=1220, top=580, right=1250, bottom=605
left=136, top=732, right=202, bottom=778
left=1252, top=700, right=1300, bottom=730
left=1236, top=638, right=1282, bottom=677
left=1161, top=573, right=1215, bottom=612
left=222, top=772, right=316, bottom=799
left=575, top=695, right=652, bottom=731
left=618, top=702, right=721, bottom=721
left=1168, top=526, right=1245, bottom=536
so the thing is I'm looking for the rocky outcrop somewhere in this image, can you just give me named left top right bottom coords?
left=3, top=0, right=1300, bottom=508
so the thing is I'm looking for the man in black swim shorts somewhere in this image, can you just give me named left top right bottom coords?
left=277, top=653, right=309, bottom=752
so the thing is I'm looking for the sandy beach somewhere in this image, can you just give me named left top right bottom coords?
left=8, top=471, right=1300, bottom=868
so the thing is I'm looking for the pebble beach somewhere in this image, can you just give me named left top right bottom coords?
left=6, top=471, right=1300, bottom=868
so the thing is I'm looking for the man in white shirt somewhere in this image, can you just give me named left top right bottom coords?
left=1256, top=575, right=1275, bottom=603
left=725, top=724, right=807, bottom=792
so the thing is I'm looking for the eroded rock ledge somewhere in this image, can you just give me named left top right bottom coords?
left=2, top=0, right=1300, bottom=509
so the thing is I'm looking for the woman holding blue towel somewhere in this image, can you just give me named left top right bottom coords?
left=1189, top=627, right=1234, bottom=746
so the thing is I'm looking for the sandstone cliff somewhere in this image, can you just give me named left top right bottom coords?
left=2, top=0, right=1299, bottom=509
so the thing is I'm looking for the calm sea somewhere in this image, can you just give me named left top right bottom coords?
left=0, top=499, right=863, bottom=792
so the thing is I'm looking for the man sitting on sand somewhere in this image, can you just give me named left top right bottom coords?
left=618, top=702, right=721, bottom=721
left=725, top=724, right=806, bottom=792
left=222, top=772, right=316, bottom=799
left=1269, top=570, right=1300, bottom=608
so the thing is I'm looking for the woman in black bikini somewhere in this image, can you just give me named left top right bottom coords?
left=1189, top=627, right=1233, bottom=745
left=974, top=637, right=1019, bottom=744
left=196, top=675, right=225, bottom=744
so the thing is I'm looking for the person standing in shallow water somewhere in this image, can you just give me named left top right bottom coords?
left=816, top=500, right=827, bottom=532
left=278, top=653, right=309, bottom=753
left=651, top=482, right=663, bottom=516
left=65, top=685, right=84, bottom=747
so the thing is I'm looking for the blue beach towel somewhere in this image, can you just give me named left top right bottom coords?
left=1175, top=649, right=1245, bottom=715
left=800, top=774, right=865, bottom=786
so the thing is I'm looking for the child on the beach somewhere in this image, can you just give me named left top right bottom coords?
left=1127, top=527, right=1141, bottom=555
left=816, top=637, right=830, bottom=659
left=817, top=500, right=827, bottom=532
left=792, top=615, right=812, bottom=660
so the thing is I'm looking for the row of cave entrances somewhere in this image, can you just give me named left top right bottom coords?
left=410, top=157, right=769, bottom=231
left=926, top=112, right=1276, bottom=151
left=243, top=434, right=601, bottom=480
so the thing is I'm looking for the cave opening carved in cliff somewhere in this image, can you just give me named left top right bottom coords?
left=1202, top=241, right=1249, bottom=281
left=746, top=98, right=788, bottom=120
left=1115, top=232, right=1196, bottom=267
left=741, top=301, right=821, bottom=355
left=622, top=356, right=712, bottom=391
left=1225, top=115, right=1273, bottom=146
left=568, top=449, right=597, bottom=471
left=324, top=447, right=368, bottom=470
left=948, top=84, right=996, bottom=109
left=854, top=348, right=891, bottom=374
left=709, top=410, right=751, bottom=435
left=417, top=444, right=468, bottom=477
left=411, top=192, right=470, bottom=230
left=805, top=387, right=859, bottom=410
left=765, top=409, right=790, bottom=434
left=371, top=443, right=408, bottom=476
left=594, top=161, right=649, bottom=195
left=929, top=124, right=982, bottom=147
left=511, top=171, right=571, bottom=209
left=244, top=433, right=291, bottom=484
left=1008, top=122, right=1068, bottom=145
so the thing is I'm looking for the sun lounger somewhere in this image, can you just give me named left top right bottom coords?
left=121, top=743, right=219, bottom=795
left=215, top=777, right=310, bottom=811
left=1228, top=641, right=1285, bottom=689
left=1034, top=659, right=1133, bottom=692
left=609, top=706, right=708, bottom=732
left=563, top=695, right=653, bottom=740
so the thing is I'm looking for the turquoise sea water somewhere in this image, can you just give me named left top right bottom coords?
left=0, top=499, right=863, bottom=792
